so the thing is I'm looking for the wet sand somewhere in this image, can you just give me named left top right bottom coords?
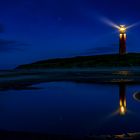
left=0, top=67, right=140, bottom=90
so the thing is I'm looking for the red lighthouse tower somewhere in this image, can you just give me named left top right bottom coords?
left=119, top=25, right=126, bottom=55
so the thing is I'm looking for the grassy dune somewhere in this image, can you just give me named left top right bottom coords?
left=16, top=53, right=140, bottom=69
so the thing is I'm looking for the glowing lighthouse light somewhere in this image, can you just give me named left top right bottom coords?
left=119, top=25, right=126, bottom=33
left=119, top=25, right=127, bottom=55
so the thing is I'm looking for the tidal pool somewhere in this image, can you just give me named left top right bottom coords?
left=0, top=82, right=140, bottom=136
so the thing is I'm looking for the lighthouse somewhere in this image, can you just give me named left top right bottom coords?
left=119, top=25, right=127, bottom=55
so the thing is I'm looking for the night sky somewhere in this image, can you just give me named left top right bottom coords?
left=1, top=0, right=140, bottom=69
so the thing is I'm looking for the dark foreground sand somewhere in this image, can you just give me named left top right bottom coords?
left=0, top=130, right=140, bottom=140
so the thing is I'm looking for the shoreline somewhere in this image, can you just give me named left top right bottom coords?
left=0, top=67, right=140, bottom=90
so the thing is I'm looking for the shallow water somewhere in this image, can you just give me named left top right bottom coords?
left=0, top=82, right=140, bottom=136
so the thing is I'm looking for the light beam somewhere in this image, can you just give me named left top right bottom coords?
left=127, top=21, right=140, bottom=29
left=100, top=17, right=120, bottom=29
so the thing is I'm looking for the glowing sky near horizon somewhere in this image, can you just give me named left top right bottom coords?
left=0, top=0, right=140, bottom=68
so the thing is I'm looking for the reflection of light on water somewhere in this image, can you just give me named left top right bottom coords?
left=105, top=110, right=119, bottom=120
left=120, top=106, right=126, bottom=115
left=119, top=84, right=127, bottom=115
left=111, top=79, right=133, bottom=83
left=93, top=84, right=140, bottom=134
left=133, top=92, right=140, bottom=102
left=103, top=84, right=127, bottom=120
left=113, top=70, right=131, bottom=76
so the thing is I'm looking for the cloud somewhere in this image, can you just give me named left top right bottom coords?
left=0, top=39, right=30, bottom=52
left=0, top=23, right=30, bottom=52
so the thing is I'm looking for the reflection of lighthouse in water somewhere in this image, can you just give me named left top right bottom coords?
left=119, top=84, right=127, bottom=115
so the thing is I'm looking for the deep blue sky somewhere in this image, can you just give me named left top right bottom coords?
left=0, top=0, right=140, bottom=69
